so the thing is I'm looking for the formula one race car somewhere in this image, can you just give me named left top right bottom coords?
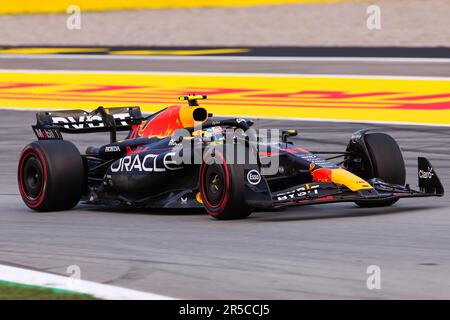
left=18, top=95, right=444, bottom=219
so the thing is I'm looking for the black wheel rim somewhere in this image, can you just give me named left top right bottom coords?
left=23, top=156, right=43, bottom=199
left=204, top=164, right=225, bottom=207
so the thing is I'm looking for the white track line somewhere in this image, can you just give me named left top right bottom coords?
left=221, top=115, right=450, bottom=128
left=2, top=106, right=449, bottom=127
left=0, top=54, right=449, bottom=63
left=0, top=68, right=449, bottom=81
left=0, top=264, right=175, bottom=300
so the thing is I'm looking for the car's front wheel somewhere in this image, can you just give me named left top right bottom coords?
left=355, top=133, right=406, bottom=208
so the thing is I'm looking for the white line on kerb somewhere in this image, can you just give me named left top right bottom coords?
left=0, top=53, right=449, bottom=64
left=0, top=68, right=449, bottom=81
left=0, top=264, right=175, bottom=300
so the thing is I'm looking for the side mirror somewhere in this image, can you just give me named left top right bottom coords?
left=282, top=129, right=298, bottom=143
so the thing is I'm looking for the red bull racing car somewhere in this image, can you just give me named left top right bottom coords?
left=18, top=95, right=444, bottom=219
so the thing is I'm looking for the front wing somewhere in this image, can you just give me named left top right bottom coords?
left=258, top=157, right=444, bottom=209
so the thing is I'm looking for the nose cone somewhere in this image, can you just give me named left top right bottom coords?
left=311, top=168, right=373, bottom=192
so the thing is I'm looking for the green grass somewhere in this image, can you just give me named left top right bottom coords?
left=0, top=281, right=98, bottom=300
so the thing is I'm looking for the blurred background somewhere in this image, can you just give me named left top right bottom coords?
left=0, top=0, right=448, bottom=47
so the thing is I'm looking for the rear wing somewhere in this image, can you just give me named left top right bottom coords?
left=32, top=106, right=144, bottom=143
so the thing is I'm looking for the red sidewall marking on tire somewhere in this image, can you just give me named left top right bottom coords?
left=18, top=146, right=48, bottom=208
left=201, top=150, right=230, bottom=216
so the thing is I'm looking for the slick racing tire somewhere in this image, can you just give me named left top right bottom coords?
left=200, top=148, right=253, bottom=220
left=18, top=140, right=85, bottom=211
left=355, top=133, right=406, bottom=208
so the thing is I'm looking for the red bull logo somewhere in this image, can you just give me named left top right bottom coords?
left=311, top=168, right=333, bottom=183
left=136, top=105, right=184, bottom=138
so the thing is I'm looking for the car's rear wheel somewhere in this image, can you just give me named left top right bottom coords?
left=200, top=149, right=253, bottom=220
left=355, top=133, right=405, bottom=208
left=18, top=140, right=85, bottom=211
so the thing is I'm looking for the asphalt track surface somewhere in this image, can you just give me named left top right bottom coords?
left=1, top=55, right=450, bottom=77
left=0, top=57, right=449, bottom=299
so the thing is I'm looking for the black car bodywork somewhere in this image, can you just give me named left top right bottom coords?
left=19, top=96, right=444, bottom=219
